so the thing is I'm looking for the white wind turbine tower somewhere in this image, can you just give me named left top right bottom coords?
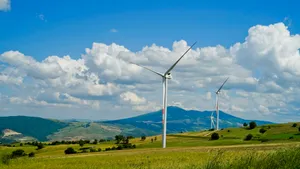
left=129, top=42, right=197, bottom=148
left=215, top=77, right=229, bottom=130
left=210, top=111, right=215, bottom=129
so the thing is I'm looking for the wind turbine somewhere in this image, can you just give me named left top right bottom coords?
left=210, top=111, right=215, bottom=129
left=128, top=42, right=197, bottom=148
left=215, top=77, right=229, bottom=130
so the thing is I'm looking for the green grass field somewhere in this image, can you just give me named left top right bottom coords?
left=1, top=122, right=300, bottom=169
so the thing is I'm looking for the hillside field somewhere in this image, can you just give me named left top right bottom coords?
left=1, top=122, right=300, bottom=169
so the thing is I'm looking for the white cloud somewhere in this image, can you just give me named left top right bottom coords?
left=1, top=22, right=300, bottom=122
left=120, top=91, right=146, bottom=105
left=37, top=14, right=47, bottom=22
left=110, top=29, right=118, bottom=33
left=0, top=0, right=10, bottom=11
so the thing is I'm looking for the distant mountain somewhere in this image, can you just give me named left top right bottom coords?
left=103, top=106, right=273, bottom=133
left=0, top=116, right=68, bottom=141
left=0, top=107, right=273, bottom=143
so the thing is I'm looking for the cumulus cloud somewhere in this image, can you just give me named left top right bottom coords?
left=120, top=91, right=146, bottom=105
left=0, top=0, right=10, bottom=11
left=110, top=29, right=118, bottom=33
left=1, top=22, right=300, bottom=122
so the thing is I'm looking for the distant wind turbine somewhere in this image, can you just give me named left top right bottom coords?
left=215, top=77, right=229, bottom=130
left=128, top=42, right=197, bottom=148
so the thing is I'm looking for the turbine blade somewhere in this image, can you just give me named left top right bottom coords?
left=164, top=41, right=197, bottom=76
left=216, top=77, right=229, bottom=93
left=129, top=61, right=164, bottom=77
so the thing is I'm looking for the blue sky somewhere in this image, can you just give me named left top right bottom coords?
left=1, top=0, right=297, bottom=59
left=1, top=0, right=300, bottom=122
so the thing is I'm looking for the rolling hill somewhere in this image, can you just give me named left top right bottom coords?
left=0, top=106, right=273, bottom=143
left=102, top=106, right=272, bottom=133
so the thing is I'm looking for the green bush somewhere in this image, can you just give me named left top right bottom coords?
left=259, top=128, right=267, bottom=134
left=243, top=122, right=248, bottom=127
left=28, top=152, right=35, bottom=157
left=98, top=148, right=102, bottom=152
left=141, top=135, right=146, bottom=141
left=117, top=145, right=123, bottom=150
left=244, top=134, right=253, bottom=141
left=211, top=133, right=220, bottom=140
left=1, top=154, right=12, bottom=165
left=249, top=121, right=257, bottom=129
left=11, top=149, right=26, bottom=158
left=90, top=148, right=97, bottom=152
left=36, top=143, right=44, bottom=150
left=292, top=123, right=297, bottom=127
left=64, top=147, right=77, bottom=154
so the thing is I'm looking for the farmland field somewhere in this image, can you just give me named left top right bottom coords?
left=1, top=122, right=300, bottom=169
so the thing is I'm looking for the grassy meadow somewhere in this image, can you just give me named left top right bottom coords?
left=1, top=122, right=300, bottom=168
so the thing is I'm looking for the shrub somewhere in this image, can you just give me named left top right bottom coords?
left=141, top=135, right=146, bottom=141
left=79, top=140, right=85, bottom=147
left=11, top=149, right=26, bottom=158
left=244, top=134, right=253, bottom=141
left=20, top=143, right=23, bottom=146
left=132, top=144, right=136, bottom=148
left=1, top=154, right=11, bottom=165
left=259, top=128, right=267, bottom=134
left=249, top=121, right=257, bottom=129
left=90, top=148, right=97, bottom=152
left=227, top=130, right=230, bottom=132
left=243, top=122, right=248, bottom=127
left=289, top=136, right=294, bottom=139
left=98, top=148, right=102, bottom=152
left=117, top=145, right=123, bottom=150
left=211, top=133, right=220, bottom=140
left=260, top=138, right=269, bottom=142
left=154, top=137, right=157, bottom=141
left=105, top=148, right=111, bottom=151
left=36, top=143, right=44, bottom=150
left=64, top=147, right=77, bottom=154
left=208, top=128, right=214, bottom=131
left=292, top=123, right=297, bottom=127
left=28, top=152, right=35, bottom=157
left=92, top=139, right=98, bottom=144
left=111, top=146, right=116, bottom=150
left=298, top=127, right=300, bottom=132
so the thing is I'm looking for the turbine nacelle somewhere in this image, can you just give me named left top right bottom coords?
left=165, top=72, right=172, bottom=79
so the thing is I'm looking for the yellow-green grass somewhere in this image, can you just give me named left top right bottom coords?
left=1, top=143, right=300, bottom=169
left=1, top=122, right=300, bottom=168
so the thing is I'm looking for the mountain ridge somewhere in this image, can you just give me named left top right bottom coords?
left=0, top=106, right=273, bottom=143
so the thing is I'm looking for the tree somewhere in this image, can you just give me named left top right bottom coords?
left=20, top=143, right=23, bottom=146
left=141, top=135, right=146, bottom=141
left=154, top=137, right=157, bottom=141
left=243, top=123, right=248, bottom=127
left=244, top=134, right=253, bottom=141
left=249, top=121, right=257, bottom=129
left=292, top=123, right=297, bottom=127
left=298, top=127, right=300, bottom=132
left=259, top=128, right=267, bottom=134
left=79, top=140, right=85, bottom=147
left=151, top=138, right=154, bottom=143
left=123, top=137, right=129, bottom=144
left=64, top=147, right=77, bottom=154
left=28, top=152, right=35, bottom=158
left=36, top=143, right=44, bottom=150
left=211, top=133, right=219, bottom=140
left=115, top=135, right=124, bottom=144
left=93, top=139, right=98, bottom=144
left=11, top=149, right=26, bottom=158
